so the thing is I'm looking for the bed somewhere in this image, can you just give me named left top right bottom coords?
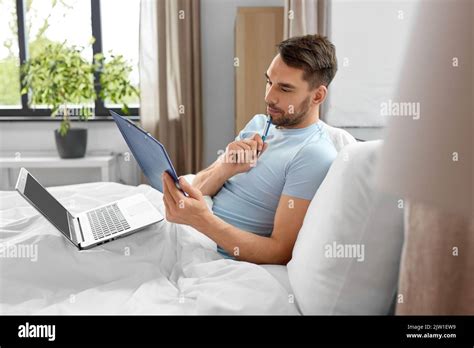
left=0, top=181, right=299, bottom=315
left=1, top=139, right=404, bottom=315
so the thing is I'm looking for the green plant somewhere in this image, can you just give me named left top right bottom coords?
left=95, top=53, right=139, bottom=116
left=21, top=40, right=139, bottom=136
left=21, top=41, right=95, bottom=135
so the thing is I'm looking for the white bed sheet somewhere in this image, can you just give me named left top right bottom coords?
left=0, top=182, right=299, bottom=315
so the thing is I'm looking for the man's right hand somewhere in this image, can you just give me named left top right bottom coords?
left=191, top=133, right=268, bottom=197
left=218, top=133, right=268, bottom=177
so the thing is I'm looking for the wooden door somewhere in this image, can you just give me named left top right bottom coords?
left=235, top=7, right=284, bottom=135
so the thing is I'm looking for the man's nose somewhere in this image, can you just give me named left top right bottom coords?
left=265, top=85, right=278, bottom=105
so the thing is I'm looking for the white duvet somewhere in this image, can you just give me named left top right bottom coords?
left=0, top=182, right=299, bottom=315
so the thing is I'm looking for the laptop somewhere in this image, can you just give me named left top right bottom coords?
left=15, top=167, right=163, bottom=250
left=110, top=110, right=185, bottom=194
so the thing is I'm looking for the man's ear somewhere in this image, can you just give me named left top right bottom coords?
left=312, top=85, right=328, bottom=106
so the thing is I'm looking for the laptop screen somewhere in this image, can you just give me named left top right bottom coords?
left=23, top=173, right=72, bottom=239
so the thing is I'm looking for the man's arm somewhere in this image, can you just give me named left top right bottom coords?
left=191, top=155, right=231, bottom=197
left=196, top=194, right=310, bottom=265
left=163, top=172, right=310, bottom=265
left=192, top=133, right=267, bottom=197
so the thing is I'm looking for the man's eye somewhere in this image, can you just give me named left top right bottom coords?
left=281, top=88, right=290, bottom=92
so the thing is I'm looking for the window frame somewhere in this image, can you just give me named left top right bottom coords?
left=0, top=0, right=139, bottom=121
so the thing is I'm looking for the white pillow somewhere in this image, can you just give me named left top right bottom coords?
left=287, top=141, right=404, bottom=315
left=319, top=120, right=357, bottom=151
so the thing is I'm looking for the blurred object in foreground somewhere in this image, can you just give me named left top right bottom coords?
left=375, top=0, right=472, bottom=219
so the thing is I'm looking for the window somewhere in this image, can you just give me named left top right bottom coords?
left=101, top=0, right=140, bottom=108
left=0, top=0, right=140, bottom=120
left=27, top=0, right=94, bottom=109
left=27, top=0, right=93, bottom=61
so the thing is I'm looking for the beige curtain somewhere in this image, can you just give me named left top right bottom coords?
left=139, top=0, right=203, bottom=178
left=396, top=202, right=474, bottom=314
left=283, top=0, right=328, bottom=39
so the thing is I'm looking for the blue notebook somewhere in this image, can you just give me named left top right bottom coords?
left=110, top=110, right=181, bottom=193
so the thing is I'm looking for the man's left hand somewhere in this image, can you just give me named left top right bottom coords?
left=162, top=171, right=211, bottom=229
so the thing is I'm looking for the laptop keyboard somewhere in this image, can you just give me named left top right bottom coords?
left=87, top=203, right=131, bottom=240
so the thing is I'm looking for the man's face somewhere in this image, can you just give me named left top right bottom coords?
left=264, top=54, right=317, bottom=128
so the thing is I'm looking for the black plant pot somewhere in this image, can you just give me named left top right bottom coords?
left=54, top=128, right=88, bottom=159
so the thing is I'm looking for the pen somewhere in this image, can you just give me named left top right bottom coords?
left=262, top=115, right=272, bottom=142
left=258, top=115, right=272, bottom=156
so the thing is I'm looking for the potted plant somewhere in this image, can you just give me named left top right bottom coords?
left=21, top=40, right=138, bottom=158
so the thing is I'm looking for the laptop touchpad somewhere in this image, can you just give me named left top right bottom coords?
left=126, top=201, right=153, bottom=217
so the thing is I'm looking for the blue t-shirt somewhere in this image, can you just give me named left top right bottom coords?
left=212, top=114, right=337, bottom=258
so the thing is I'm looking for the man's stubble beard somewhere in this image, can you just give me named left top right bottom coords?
left=270, top=96, right=312, bottom=128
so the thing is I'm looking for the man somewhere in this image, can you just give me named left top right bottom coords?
left=162, top=34, right=338, bottom=265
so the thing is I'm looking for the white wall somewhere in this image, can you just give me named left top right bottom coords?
left=325, top=0, right=420, bottom=127
left=0, top=120, right=139, bottom=190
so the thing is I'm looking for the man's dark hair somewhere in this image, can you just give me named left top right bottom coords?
left=277, top=34, right=338, bottom=89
